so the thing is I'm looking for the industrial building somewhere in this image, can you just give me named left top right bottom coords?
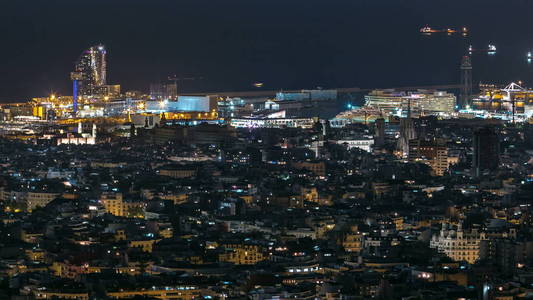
left=472, top=82, right=533, bottom=116
left=276, top=89, right=337, bottom=101
left=145, top=95, right=218, bottom=113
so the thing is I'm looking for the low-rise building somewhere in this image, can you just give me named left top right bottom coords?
left=218, top=244, right=266, bottom=265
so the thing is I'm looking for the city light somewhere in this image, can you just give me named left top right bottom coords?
left=1, top=4, right=532, bottom=299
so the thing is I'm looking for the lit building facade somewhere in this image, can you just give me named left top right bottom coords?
left=101, top=192, right=125, bottom=217
left=218, top=97, right=246, bottom=118
left=335, top=138, right=375, bottom=152
left=430, top=223, right=485, bottom=264
left=330, top=107, right=384, bottom=127
left=145, top=96, right=218, bottom=113
left=365, top=89, right=456, bottom=116
left=218, top=244, right=266, bottom=265
left=100, top=192, right=145, bottom=218
left=0, top=189, right=60, bottom=211
left=56, top=122, right=97, bottom=145
left=408, top=138, right=449, bottom=176
left=342, top=225, right=364, bottom=253
left=25, top=192, right=61, bottom=211
left=230, top=117, right=316, bottom=129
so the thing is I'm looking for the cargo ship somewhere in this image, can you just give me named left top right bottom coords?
left=420, top=26, right=441, bottom=34
left=420, top=26, right=468, bottom=35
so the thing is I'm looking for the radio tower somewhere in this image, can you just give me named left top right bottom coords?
left=460, top=56, right=473, bottom=109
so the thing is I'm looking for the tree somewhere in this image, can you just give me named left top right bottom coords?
left=126, top=206, right=144, bottom=218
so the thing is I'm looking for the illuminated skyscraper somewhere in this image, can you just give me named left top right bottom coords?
left=71, top=44, right=107, bottom=104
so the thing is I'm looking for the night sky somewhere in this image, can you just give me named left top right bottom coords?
left=2, top=0, right=533, bottom=102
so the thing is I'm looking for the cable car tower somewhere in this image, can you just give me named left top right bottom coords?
left=460, top=56, right=473, bottom=109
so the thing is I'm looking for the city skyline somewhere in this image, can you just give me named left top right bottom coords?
left=2, top=1, right=533, bottom=299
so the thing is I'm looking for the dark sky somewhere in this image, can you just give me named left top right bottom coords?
left=2, top=0, right=533, bottom=101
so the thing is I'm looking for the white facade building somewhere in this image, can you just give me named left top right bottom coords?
left=430, top=223, right=486, bottom=264
left=335, top=138, right=375, bottom=152
left=365, top=89, right=456, bottom=116
left=230, top=117, right=315, bottom=129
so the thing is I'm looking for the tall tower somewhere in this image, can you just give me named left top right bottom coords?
left=472, top=127, right=500, bottom=177
left=398, top=118, right=417, bottom=157
left=71, top=44, right=107, bottom=108
left=460, top=56, right=473, bottom=109
left=397, top=98, right=416, bottom=157
left=374, top=118, right=385, bottom=148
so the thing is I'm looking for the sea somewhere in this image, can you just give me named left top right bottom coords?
left=3, top=0, right=533, bottom=108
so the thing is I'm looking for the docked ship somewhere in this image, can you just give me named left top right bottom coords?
left=472, top=82, right=533, bottom=115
